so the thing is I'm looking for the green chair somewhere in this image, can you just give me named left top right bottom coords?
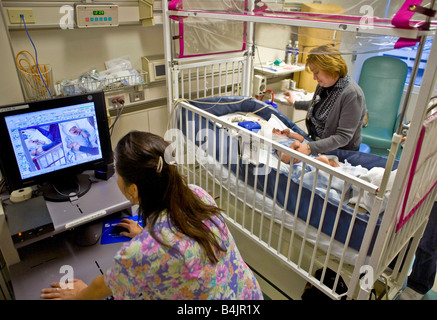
left=358, top=56, right=408, bottom=157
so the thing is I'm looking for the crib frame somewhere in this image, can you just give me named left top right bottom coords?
left=32, top=143, right=66, bottom=170
left=162, top=0, right=437, bottom=300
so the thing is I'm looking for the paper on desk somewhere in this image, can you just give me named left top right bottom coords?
left=275, top=91, right=314, bottom=103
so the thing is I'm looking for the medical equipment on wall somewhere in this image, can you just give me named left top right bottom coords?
left=75, top=4, right=119, bottom=28
left=139, top=0, right=155, bottom=26
left=59, top=56, right=146, bottom=96
left=142, top=55, right=166, bottom=83
left=59, top=67, right=146, bottom=96
left=252, top=75, right=266, bottom=96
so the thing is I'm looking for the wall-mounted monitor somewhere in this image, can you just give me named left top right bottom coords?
left=142, top=55, right=166, bottom=83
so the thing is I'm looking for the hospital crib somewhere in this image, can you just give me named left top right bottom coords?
left=32, top=143, right=66, bottom=170
left=163, top=0, right=437, bottom=300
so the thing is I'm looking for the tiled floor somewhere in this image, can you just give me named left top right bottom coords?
left=422, top=277, right=437, bottom=300
left=254, top=274, right=289, bottom=300
left=423, top=290, right=437, bottom=300
left=404, top=260, right=437, bottom=300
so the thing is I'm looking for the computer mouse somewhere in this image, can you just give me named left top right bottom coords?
left=110, top=225, right=129, bottom=236
left=74, top=222, right=102, bottom=246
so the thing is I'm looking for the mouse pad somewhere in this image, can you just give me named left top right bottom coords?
left=101, top=215, right=143, bottom=245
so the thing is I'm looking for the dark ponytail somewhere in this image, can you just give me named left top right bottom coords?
left=114, top=131, right=225, bottom=264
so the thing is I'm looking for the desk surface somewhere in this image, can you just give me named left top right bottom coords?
left=274, top=90, right=314, bottom=104
left=9, top=210, right=132, bottom=300
left=254, top=63, right=305, bottom=75
left=12, top=172, right=132, bottom=248
left=4, top=171, right=134, bottom=299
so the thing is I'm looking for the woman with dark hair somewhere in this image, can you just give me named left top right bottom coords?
left=283, top=45, right=367, bottom=156
left=41, top=131, right=263, bottom=300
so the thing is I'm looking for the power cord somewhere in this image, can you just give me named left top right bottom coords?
left=20, top=14, right=53, bottom=98
left=0, top=178, right=6, bottom=195
left=109, top=97, right=125, bottom=136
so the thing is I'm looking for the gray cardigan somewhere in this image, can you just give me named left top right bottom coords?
left=294, top=79, right=366, bottom=155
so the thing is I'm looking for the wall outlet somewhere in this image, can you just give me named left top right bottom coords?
left=7, top=8, right=35, bottom=24
left=107, top=95, right=126, bottom=108
left=129, top=91, right=145, bottom=103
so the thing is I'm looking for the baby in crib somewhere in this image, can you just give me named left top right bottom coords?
left=272, top=127, right=397, bottom=215
left=27, top=139, right=47, bottom=156
left=22, top=129, right=52, bottom=157
left=272, top=128, right=340, bottom=167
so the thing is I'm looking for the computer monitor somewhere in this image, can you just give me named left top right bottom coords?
left=0, top=92, right=113, bottom=202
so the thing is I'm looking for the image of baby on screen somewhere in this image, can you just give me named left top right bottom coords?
left=60, top=117, right=100, bottom=162
left=21, top=125, right=65, bottom=171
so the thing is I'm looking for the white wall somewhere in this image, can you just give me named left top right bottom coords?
left=8, top=24, right=164, bottom=82
left=0, top=4, right=24, bottom=105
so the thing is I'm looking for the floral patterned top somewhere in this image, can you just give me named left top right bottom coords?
left=104, top=185, right=263, bottom=300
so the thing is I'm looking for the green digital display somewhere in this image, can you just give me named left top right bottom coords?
left=93, top=10, right=105, bottom=15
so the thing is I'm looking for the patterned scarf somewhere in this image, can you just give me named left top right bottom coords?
left=307, top=75, right=351, bottom=139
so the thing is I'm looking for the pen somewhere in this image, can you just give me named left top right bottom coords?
left=261, top=66, right=277, bottom=72
left=96, top=260, right=115, bottom=300
left=95, top=260, right=104, bottom=274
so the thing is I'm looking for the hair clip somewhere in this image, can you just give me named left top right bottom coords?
left=156, top=156, right=164, bottom=173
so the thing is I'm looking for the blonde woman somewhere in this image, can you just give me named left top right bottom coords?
left=284, top=45, right=367, bottom=156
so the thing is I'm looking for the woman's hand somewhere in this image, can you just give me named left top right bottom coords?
left=289, top=141, right=311, bottom=161
left=79, top=130, right=89, bottom=138
left=283, top=90, right=295, bottom=106
left=293, top=142, right=311, bottom=156
left=71, top=142, right=80, bottom=151
left=41, top=275, right=112, bottom=300
left=41, top=279, right=88, bottom=300
left=116, top=218, right=143, bottom=238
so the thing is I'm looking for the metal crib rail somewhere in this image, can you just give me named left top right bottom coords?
left=170, top=56, right=247, bottom=101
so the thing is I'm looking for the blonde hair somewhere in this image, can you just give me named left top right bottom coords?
left=306, top=45, right=348, bottom=78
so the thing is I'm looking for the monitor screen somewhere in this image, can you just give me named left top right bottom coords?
left=155, top=64, right=166, bottom=77
left=0, top=92, right=112, bottom=201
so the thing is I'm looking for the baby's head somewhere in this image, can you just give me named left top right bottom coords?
left=69, top=126, right=81, bottom=135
